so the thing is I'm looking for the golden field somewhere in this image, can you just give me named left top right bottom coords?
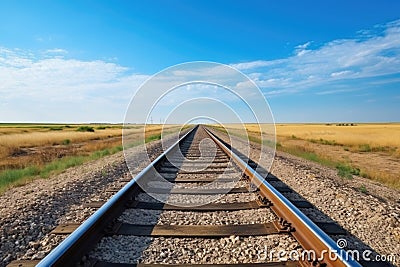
left=0, top=124, right=180, bottom=170
left=0, top=123, right=183, bottom=193
left=275, top=123, right=400, bottom=154
left=220, top=123, right=400, bottom=189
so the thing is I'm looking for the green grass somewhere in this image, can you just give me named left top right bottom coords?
left=0, top=166, right=40, bottom=189
left=145, top=133, right=162, bottom=143
left=40, top=146, right=124, bottom=179
left=40, top=156, right=86, bottom=178
left=280, top=146, right=361, bottom=179
left=280, top=146, right=336, bottom=167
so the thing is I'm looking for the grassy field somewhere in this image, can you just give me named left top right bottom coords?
left=216, top=123, right=400, bottom=189
left=0, top=123, right=183, bottom=193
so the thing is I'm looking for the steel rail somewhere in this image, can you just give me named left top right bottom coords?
left=204, top=127, right=362, bottom=267
left=37, top=126, right=197, bottom=267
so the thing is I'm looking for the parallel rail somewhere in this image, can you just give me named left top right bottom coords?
left=36, top=126, right=198, bottom=266
left=204, top=128, right=361, bottom=267
left=22, top=125, right=361, bottom=267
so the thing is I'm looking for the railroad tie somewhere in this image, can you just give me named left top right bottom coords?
left=83, top=199, right=312, bottom=210
left=51, top=220, right=345, bottom=236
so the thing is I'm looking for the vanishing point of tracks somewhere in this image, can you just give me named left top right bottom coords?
left=11, top=125, right=363, bottom=267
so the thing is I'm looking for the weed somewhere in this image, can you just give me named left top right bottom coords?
left=358, top=144, right=372, bottom=152
left=359, top=185, right=368, bottom=194
left=336, top=163, right=360, bottom=179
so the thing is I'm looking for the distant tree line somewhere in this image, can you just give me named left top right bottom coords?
left=325, top=123, right=357, bottom=126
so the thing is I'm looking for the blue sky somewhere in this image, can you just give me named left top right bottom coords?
left=1, top=0, right=400, bottom=123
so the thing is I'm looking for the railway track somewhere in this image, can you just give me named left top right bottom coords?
left=10, top=125, right=363, bottom=267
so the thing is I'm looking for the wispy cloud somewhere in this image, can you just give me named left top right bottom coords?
left=232, top=20, right=400, bottom=96
left=44, top=48, right=68, bottom=54
left=316, top=88, right=360, bottom=95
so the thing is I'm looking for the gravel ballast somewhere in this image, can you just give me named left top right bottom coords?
left=91, top=235, right=299, bottom=264
left=211, top=128, right=400, bottom=266
left=0, top=134, right=179, bottom=266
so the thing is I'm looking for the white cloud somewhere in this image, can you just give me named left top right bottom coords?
left=0, top=47, right=148, bottom=122
left=316, top=88, right=360, bottom=95
left=45, top=48, right=68, bottom=54
left=232, top=20, right=400, bottom=96
left=295, top=41, right=312, bottom=56
left=330, top=70, right=353, bottom=77
left=2, top=20, right=400, bottom=122
left=0, top=52, right=265, bottom=123
left=230, top=59, right=286, bottom=70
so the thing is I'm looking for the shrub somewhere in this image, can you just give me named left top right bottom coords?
left=76, top=126, right=95, bottom=132
left=62, top=139, right=71, bottom=145
left=49, top=126, right=63, bottom=131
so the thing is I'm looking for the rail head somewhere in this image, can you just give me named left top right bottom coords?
left=37, top=125, right=197, bottom=267
left=204, top=127, right=362, bottom=267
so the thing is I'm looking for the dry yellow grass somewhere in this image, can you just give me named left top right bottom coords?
left=0, top=124, right=187, bottom=193
left=0, top=124, right=180, bottom=150
left=0, top=129, right=121, bottom=148
left=274, top=123, right=400, bottom=149
left=217, top=123, right=400, bottom=189
left=0, top=124, right=182, bottom=170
